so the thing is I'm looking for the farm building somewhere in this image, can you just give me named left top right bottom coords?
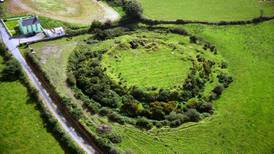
left=19, top=16, right=43, bottom=35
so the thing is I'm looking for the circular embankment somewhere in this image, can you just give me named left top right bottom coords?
left=68, top=29, right=233, bottom=128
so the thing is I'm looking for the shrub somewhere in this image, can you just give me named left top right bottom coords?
left=170, top=119, right=182, bottom=128
left=90, top=20, right=103, bottom=30
left=136, top=117, right=153, bottom=130
left=186, top=109, right=201, bottom=122
left=198, top=102, right=213, bottom=113
left=217, top=73, right=233, bottom=88
left=1, top=58, right=23, bottom=81
left=169, top=28, right=188, bottom=35
left=190, top=36, right=198, bottom=44
left=108, top=112, right=125, bottom=125
left=124, top=0, right=143, bottom=19
left=99, top=107, right=112, bottom=116
left=212, top=85, right=224, bottom=96
left=66, top=71, right=76, bottom=86
left=107, top=133, right=122, bottom=144
left=121, top=101, right=139, bottom=117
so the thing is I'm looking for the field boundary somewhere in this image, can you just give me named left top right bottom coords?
left=140, top=15, right=274, bottom=26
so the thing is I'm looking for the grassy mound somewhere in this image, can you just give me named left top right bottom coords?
left=102, top=32, right=193, bottom=89
left=140, top=0, right=274, bottom=21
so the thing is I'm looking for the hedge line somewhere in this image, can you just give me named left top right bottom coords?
left=140, top=15, right=274, bottom=26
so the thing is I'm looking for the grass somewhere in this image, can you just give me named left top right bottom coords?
left=140, top=0, right=274, bottom=21
left=23, top=35, right=89, bottom=96
left=0, top=57, right=64, bottom=154
left=4, top=20, right=20, bottom=36
left=101, top=32, right=195, bottom=89
left=110, top=20, right=274, bottom=153
left=20, top=18, right=274, bottom=154
left=4, top=0, right=113, bottom=25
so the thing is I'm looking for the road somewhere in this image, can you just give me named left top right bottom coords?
left=0, top=22, right=96, bottom=154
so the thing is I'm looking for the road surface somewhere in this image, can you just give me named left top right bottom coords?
left=0, top=22, right=96, bottom=154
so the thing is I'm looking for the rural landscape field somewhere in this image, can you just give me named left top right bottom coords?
left=0, top=0, right=273, bottom=154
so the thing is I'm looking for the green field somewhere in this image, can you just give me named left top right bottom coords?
left=101, top=32, right=195, bottom=89
left=140, top=0, right=274, bottom=21
left=110, top=21, right=274, bottom=153
left=0, top=57, right=64, bottom=154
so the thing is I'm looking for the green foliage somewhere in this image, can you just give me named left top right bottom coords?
left=136, top=117, right=153, bottom=130
left=124, top=0, right=143, bottom=19
left=185, top=109, right=201, bottom=122
left=68, top=30, right=230, bottom=128
left=1, top=57, right=23, bottom=81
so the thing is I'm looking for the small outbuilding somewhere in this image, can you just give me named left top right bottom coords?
left=19, top=16, right=43, bottom=35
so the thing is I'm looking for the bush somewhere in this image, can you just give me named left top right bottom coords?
left=136, top=117, right=153, bottom=130
left=108, top=112, right=125, bottom=125
left=90, top=20, right=103, bottom=30
left=170, top=119, right=182, bottom=128
left=186, top=109, right=200, bottom=122
left=107, top=133, right=122, bottom=144
left=217, top=74, right=233, bottom=88
left=190, top=36, right=198, bottom=44
left=1, top=58, right=23, bottom=81
left=169, top=28, right=188, bottom=35
left=198, top=102, right=213, bottom=113
left=212, top=85, right=224, bottom=96
left=124, top=0, right=143, bottom=19
left=66, top=71, right=76, bottom=86
left=99, top=107, right=112, bottom=116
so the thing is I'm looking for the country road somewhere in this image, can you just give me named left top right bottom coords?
left=0, top=23, right=96, bottom=154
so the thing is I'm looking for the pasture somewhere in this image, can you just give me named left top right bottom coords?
left=5, top=0, right=119, bottom=25
left=0, top=57, right=64, bottom=154
left=140, top=0, right=274, bottom=21
left=111, top=20, right=274, bottom=153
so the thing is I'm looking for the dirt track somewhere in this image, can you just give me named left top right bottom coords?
left=8, top=0, right=120, bottom=25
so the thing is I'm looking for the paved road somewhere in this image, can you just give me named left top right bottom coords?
left=0, top=22, right=96, bottom=154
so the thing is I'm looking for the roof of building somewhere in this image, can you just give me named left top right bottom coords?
left=21, top=16, right=40, bottom=26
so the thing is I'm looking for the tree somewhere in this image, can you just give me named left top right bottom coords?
left=121, top=101, right=139, bottom=117
left=1, top=58, right=23, bottom=81
left=124, top=0, right=143, bottom=19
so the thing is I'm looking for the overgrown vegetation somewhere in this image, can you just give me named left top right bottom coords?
left=67, top=29, right=232, bottom=129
